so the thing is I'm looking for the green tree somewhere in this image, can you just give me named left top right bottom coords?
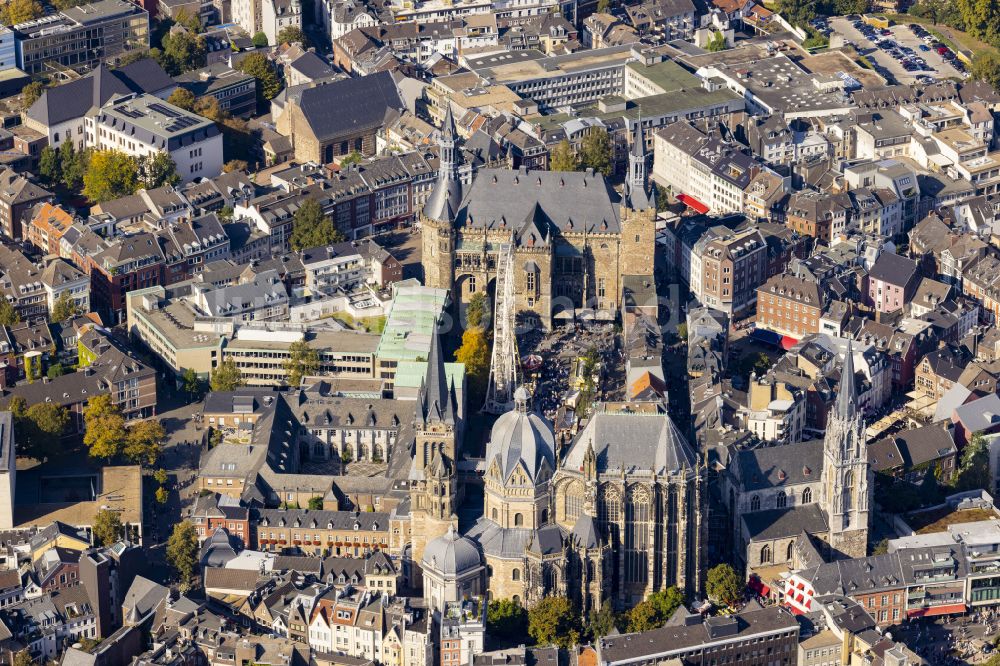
left=706, top=564, right=743, bottom=607
left=739, top=351, right=772, bottom=379
left=455, top=326, right=490, bottom=401
left=140, top=152, right=180, bottom=189
left=117, top=50, right=151, bottom=66
left=39, top=146, right=60, bottom=185
left=83, top=150, right=139, bottom=203
left=20, top=402, right=70, bottom=460
left=597, top=0, right=610, bottom=11
left=59, top=140, right=86, bottom=190
left=83, top=394, right=127, bottom=460
left=237, top=52, right=284, bottom=104
left=92, top=509, right=122, bottom=546
left=308, top=496, right=324, bottom=510
left=252, top=31, right=269, bottom=47
left=167, top=521, right=199, bottom=590
left=0, top=298, right=20, bottom=326
left=210, top=357, right=244, bottom=392
left=284, top=339, right=320, bottom=387
left=528, top=596, right=579, bottom=648
left=957, top=0, right=1000, bottom=45
left=182, top=367, right=203, bottom=399
left=289, top=198, right=344, bottom=251
left=46, top=363, right=65, bottom=380
left=706, top=31, right=727, bottom=52
left=549, top=139, right=578, bottom=172
left=158, top=32, right=207, bottom=75
left=155, top=486, right=169, bottom=504
left=465, top=292, right=487, bottom=329
left=625, top=587, right=684, bottom=632
left=124, top=419, right=165, bottom=466
left=51, top=291, right=80, bottom=322
left=167, top=87, right=196, bottom=110
left=579, top=129, right=612, bottom=177
left=7, top=396, right=25, bottom=418
left=341, top=150, right=363, bottom=166
left=12, top=650, right=32, bottom=666
left=775, top=0, right=815, bottom=27
left=21, top=81, right=44, bottom=111
left=655, top=183, right=670, bottom=212
left=223, top=160, right=248, bottom=173
left=956, top=432, right=992, bottom=491
left=174, top=8, right=202, bottom=32
left=586, top=602, right=620, bottom=640
left=154, top=468, right=169, bottom=485
left=873, top=538, right=889, bottom=556
left=972, top=51, right=1000, bottom=91
left=277, top=25, right=307, bottom=45
left=487, top=598, right=528, bottom=642
left=0, top=0, right=43, bottom=24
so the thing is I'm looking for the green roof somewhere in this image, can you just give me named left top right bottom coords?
left=394, top=361, right=465, bottom=390
left=375, top=284, right=450, bottom=362
left=626, top=59, right=700, bottom=93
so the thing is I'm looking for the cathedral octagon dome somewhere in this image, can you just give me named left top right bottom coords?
left=484, top=387, right=555, bottom=484
left=422, top=525, right=482, bottom=577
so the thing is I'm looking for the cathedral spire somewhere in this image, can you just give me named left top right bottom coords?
left=625, top=117, right=654, bottom=211
left=423, top=106, right=464, bottom=223
left=837, top=340, right=858, bottom=420
left=423, top=327, right=455, bottom=426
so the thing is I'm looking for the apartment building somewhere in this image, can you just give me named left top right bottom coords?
left=691, top=226, right=767, bottom=317
left=786, top=191, right=849, bottom=243
left=85, top=94, right=223, bottom=183
left=12, top=0, right=149, bottom=75
left=757, top=273, right=825, bottom=339
left=222, top=326, right=378, bottom=385
left=0, top=170, right=51, bottom=241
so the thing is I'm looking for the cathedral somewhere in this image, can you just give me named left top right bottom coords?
left=419, top=107, right=657, bottom=329
left=723, top=342, right=873, bottom=573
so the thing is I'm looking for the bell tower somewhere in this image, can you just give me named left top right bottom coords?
left=620, top=119, right=656, bottom=278
left=421, top=106, right=463, bottom=292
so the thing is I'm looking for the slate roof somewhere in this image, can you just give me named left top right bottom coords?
left=296, top=71, right=403, bottom=142
left=868, top=252, right=918, bottom=287
left=953, top=392, right=1000, bottom=432
left=465, top=519, right=564, bottom=559
left=563, top=411, right=697, bottom=476
left=742, top=504, right=829, bottom=541
left=113, top=58, right=175, bottom=96
left=870, top=426, right=956, bottom=472
left=734, top=440, right=823, bottom=491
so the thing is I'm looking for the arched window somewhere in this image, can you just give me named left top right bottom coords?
left=492, top=508, right=498, bottom=520
left=786, top=541, right=794, bottom=562
left=512, top=568, right=520, bottom=581
left=761, top=544, right=772, bottom=564
left=540, top=508, right=548, bottom=524
left=776, top=491, right=787, bottom=509
left=802, top=487, right=812, bottom=504
left=512, top=595, right=520, bottom=604
left=514, top=513, right=523, bottom=526
left=751, top=495, right=760, bottom=511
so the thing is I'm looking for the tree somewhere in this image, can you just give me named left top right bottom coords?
left=956, top=432, right=992, bottom=491
left=549, top=139, right=578, bottom=172
left=117, top=49, right=150, bottom=66
left=706, top=564, right=743, bottom=607
left=289, top=198, right=344, bottom=251
left=166, top=521, right=199, bottom=590
left=124, top=419, right=165, bottom=466
left=210, top=357, right=244, bottom=392
left=193, top=95, right=225, bottom=123
left=488, top=598, right=528, bottom=642
left=59, top=140, right=86, bottom=190
left=20, top=81, right=44, bottom=111
left=676, top=322, right=687, bottom=341
left=739, top=351, right=772, bottom=379
left=341, top=150, right=363, bottom=166
left=182, top=367, right=202, bottom=399
left=706, top=31, right=727, bottom=52
left=140, top=152, right=180, bottom=189
left=167, top=87, right=196, bottom=111
left=46, top=363, right=65, bottom=380
left=83, top=394, right=127, bottom=460
left=157, top=32, right=207, bottom=75
left=7, top=396, right=25, bottom=418
left=775, top=0, right=815, bottom=27
left=51, top=291, right=80, bottom=322
left=528, top=596, right=579, bottom=648
left=12, top=651, right=32, bottom=666
left=579, top=129, right=612, bottom=177
left=83, top=150, right=139, bottom=203
left=597, top=0, right=610, bottom=11
left=92, top=509, right=122, bottom=546
left=174, top=8, right=202, bottom=32
left=39, top=146, right=60, bottom=184
left=465, top=292, right=487, bottom=329
left=625, top=587, right=684, bottom=632
left=154, top=468, right=169, bottom=485
left=284, top=339, right=320, bottom=387
left=957, top=0, right=1000, bottom=45
left=0, top=298, right=19, bottom=326
left=586, top=603, right=620, bottom=640
left=237, top=52, right=284, bottom=104
left=655, top=183, right=670, bottom=212
left=972, top=51, right=1000, bottom=92
left=223, top=159, right=248, bottom=173
left=455, top=326, right=490, bottom=401
left=277, top=25, right=306, bottom=45
left=873, top=538, right=889, bottom=556
left=20, top=403, right=70, bottom=460
left=252, top=31, right=269, bottom=47
left=155, top=486, right=169, bottom=504
left=307, top=496, right=324, bottom=510
left=0, top=0, right=43, bottom=24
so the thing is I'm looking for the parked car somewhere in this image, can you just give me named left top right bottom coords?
left=919, top=44, right=930, bottom=51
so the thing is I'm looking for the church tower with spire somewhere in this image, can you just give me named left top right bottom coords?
left=420, top=107, right=463, bottom=292
left=820, top=341, right=873, bottom=559
left=410, top=327, right=459, bottom=567
left=620, top=120, right=657, bottom=278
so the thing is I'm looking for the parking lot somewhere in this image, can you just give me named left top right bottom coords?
left=828, top=16, right=966, bottom=84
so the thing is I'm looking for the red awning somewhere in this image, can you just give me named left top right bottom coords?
left=780, top=335, right=799, bottom=350
left=907, top=603, right=967, bottom=618
left=677, top=193, right=709, bottom=214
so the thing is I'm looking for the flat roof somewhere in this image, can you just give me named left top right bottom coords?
left=14, top=465, right=143, bottom=530
left=129, top=292, right=223, bottom=351
left=226, top=328, right=380, bottom=354
left=393, top=360, right=464, bottom=389
left=99, top=94, right=215, bottom=139
left=471, top=44, right=635, bottom=84
left=375, top=285, right=449, bottom=362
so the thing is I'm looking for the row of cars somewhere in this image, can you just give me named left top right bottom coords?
left=908, top=22, right=967, bottom=75
left=851, top=17, right=966, bottom=79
